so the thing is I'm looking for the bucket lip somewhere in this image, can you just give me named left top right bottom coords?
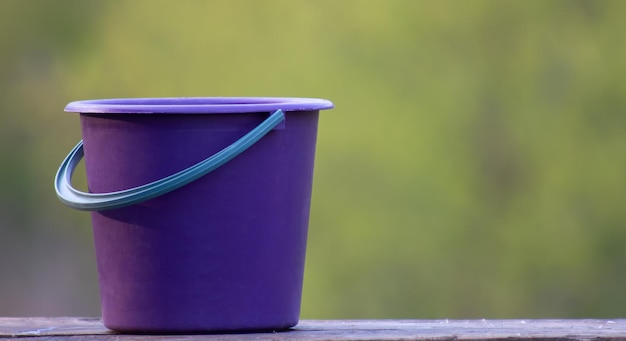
left=64, top=97, right=334, bottom=114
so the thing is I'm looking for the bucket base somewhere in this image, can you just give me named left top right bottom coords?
left=102, top=318, right=298, bottom=334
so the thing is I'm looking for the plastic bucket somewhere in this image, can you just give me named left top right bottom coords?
left=55, top=97, right=333, bottom=333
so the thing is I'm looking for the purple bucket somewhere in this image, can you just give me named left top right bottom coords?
left=55, top=97, right=333, bottom=333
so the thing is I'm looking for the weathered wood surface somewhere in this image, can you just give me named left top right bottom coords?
left=2, top=318, right=626, bottom=340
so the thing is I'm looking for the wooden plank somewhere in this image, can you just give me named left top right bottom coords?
left=0, top=317, right=110, bottom=337
left=1, top=318, right=626, bottom=340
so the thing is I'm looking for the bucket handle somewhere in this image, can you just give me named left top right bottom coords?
left=55, top=109, right=285, bottom=211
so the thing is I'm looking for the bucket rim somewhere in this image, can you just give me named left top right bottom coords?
left=65, top=97, right=334, bottom=114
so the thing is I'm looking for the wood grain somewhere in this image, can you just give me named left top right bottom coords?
left=2, top=318, right=626, bottom=340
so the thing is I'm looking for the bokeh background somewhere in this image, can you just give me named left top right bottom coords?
left=1, top=0, right=626, bottom=319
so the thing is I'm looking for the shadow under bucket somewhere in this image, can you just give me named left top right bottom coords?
left=55, top=97, right=334, bottom=333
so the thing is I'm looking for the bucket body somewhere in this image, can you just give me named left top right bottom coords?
left=64, top=98, right=332, bottom=333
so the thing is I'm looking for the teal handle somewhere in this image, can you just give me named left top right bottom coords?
left=55, top=109, right=285, bottom=211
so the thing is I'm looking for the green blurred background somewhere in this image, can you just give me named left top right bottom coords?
left=1, top=0, right=625, bottom=318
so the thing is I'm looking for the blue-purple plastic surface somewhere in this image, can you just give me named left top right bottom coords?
left=64, top=97, right=333, bottom=333
left=65, top=97, right=333, bottom=114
